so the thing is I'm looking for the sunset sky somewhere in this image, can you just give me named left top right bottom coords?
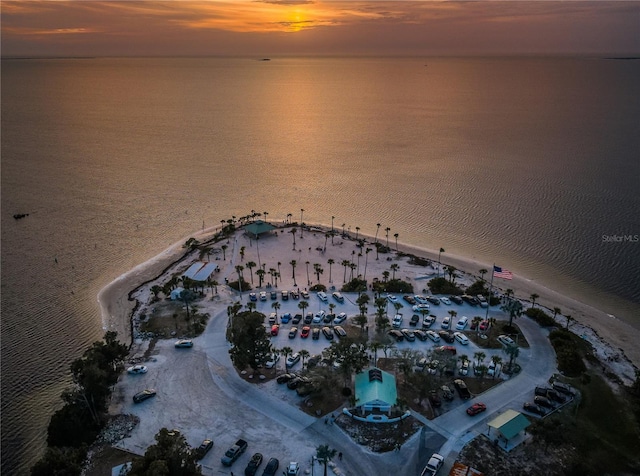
left=2, top=1, right=639, bottom=57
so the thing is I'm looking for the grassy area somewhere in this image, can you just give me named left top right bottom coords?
left=139, top=298, right=209, bottom=338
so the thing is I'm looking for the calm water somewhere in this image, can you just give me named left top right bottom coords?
left=2, top=57, right=639, bottom=474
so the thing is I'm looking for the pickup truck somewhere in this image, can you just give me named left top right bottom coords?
left=221, top=438, right=248, bottom=466
left=420, top=453, right=444, bottom=476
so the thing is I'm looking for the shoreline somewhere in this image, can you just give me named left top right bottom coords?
left=98, top=221, right=640, bottom=375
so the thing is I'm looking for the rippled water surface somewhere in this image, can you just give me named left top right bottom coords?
left=2, top=57, right=639, bottom=474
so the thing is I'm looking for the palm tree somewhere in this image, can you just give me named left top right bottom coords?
left=235, top=265, right=244, bottom=292
left=382, top=270, right=390, bottom=283
left=300, top=209, right=305, bottom=238
left=316, top=445, right=337, bottom=476
left=473, top=351, right=486, bottom=366
left=269, top=268, right=276, bottom=286
left=298, top=300, right=309, bottom=317
left=221, top=244, right=228, bottom=260
left=281, top=346, right=293, bottom=372
left=290, top=260, right=297, bottom=286
left=363, top=248, right=372, bottom=279
left=246, top=301, right=257, bottom=312
left=491, top=355, right=503, bottom=379
left=394, top=233, right=399, bottom=251
left=328, top=303, right=336, bottom=317
left=305, top=261, right=311, bottom=285
left=240, top=246, right=246, bottom=262
left=530, top=293, right=539, bottom=309
left=471, top=316, right=482, bottom=333
left=314, top=264, right=324, bottom=282
left=501, top=298, right=523, bottom=328
left=375, top=223, right=381, bottom=243
left=369, top=341, right=383, bottom=366
left=263, top=211, right=268, bottom=222
left=437, top=247, right=445, bottom=277
left=448, top=310, right=457, bottom=320
left=327, top=258, right=335, bottom=283
left=504, top=344, right=520, bottom=371
left=552, top=307, right=562, bottom=322
left=505, top=288, right=514, bottom=299
left=385, top=227, right=391, bottom=247
left=565, top=314, right=574, bottom=330
left=246, top=261, right=257, bottom=284
left=150, top=285, right=162, bottom=300
left=299, top=349, right=310, bottom=368
left=277, top=261, right=282, bottom=276
left=287, top=212, right=292, bottom=224
left=349, top=263, right=356, bottom=281
left=355, top=226, right=360, bottom=240
left=341, top=260, right=350, bottom=283
left=255, top=268, right=265, bottom=287
left=272, top=301, right=281, bottom=318
left=479, top=268, right=488, bottom=281
left=290, top=228, right=297, bottom=250
left=390, top=263, right=399, bottom=280
left=331, top=215, right=335, bottom=233
left=445, top=265, right=457, bottom=284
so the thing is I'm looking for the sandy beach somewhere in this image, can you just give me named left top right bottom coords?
left=100, top=221, right=639, bottom=381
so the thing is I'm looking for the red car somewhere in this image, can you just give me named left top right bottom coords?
left=436, top=345, right=457, bottom=355
left=270, top=324, right=280, bottom=336
left=479, top=320, right=490, bottom=331
left=301, top=326, right=311, bottom=338
left=466, top=402, right=487, bottom=416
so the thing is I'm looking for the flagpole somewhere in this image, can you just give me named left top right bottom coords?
left=485, top=263, right=495, bottom=322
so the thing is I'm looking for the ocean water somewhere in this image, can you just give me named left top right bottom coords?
left=1, top=56, right=639, bottom=474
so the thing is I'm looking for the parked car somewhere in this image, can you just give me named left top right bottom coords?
left=322, top=327, right=334, bottom=340
left=332, top=292, right=344, bottom=303
left=270, top=325, right=280, bottom=336
left=403, top=295, right=417, bottom=304
left=249, top=292, right=257, bottom=301
left=286, top=353, right=301, bottom=368
left=487, top=361, right=497, bottom=376
left=460, top=360, right=470, bottom=376
left=466, top=402, right=487, bottom=416
left=221, top=439, right=248, bottom=466
left=270, top=291, right=277, bottom=300
left=307, top=354, right=322, bottom=368
left=412, top=303, right=430, bottom=312
left=416, top=357, right=428, bottom=370
left=410, top=314, right=420, bottom=326
left=312, top=328, right=320, bottom=340
left=552, top=381, right=575, bottom=396
left=127, top=365, right=148, bottom=375
left=427, top=296, right=441, bottom=305
left=259, top=291, right=267, bottom=301
left=441, top=385, right=454, bottom=401
left=292, top=313, right=302, bottom=324
left=334, top=312, right=348, bottom=324
left=323, top=313, right=335, bottom=324
left=414, top=329, right=428, bottom=341
left=276, top=373, right=295, bottom=384
left=281, top=313, right=292, bottom=323
left=317, top=291, right=328, bottom=302
left=429, top=391, right=442, bottom=407
left=265, top=354, right=280, bottom=369
left=286, top=462, right=300, bottom=476
left=414, top=295, right=428, bottom=304
left=426, top=330, right=440, bottom=342
left=479, top=320, right=490, bottom=331
left=477, top=295, right=489, bottom=308
left=291, top=289, right=300, bottom=299
left=392, top=314, right=403, bottom=328
left=438, top=330, right=455, bottom=343
left=386, top=294, right=399, bottom=303
left=436, top=345, right=457, bottom=355
left=440, top=297, right=451, bottom=305
left=268, top=313, right=277, bottom=324
left=300, top=326, right=310, bottom=338
left=454, top=379, right=471, bottom=399
left=334, top=326, right=347, bottom=338
left=547, top=389, right=566, bottom=403
left=420, top=453, right=444, bottom=476
left=262, top=458, right=279, bottom=476
left=426, top=360, right=439, bottom=375
left=523, top=402, right=546, bottom=416
left=534, top=395, right=554, bottom=408
left=287, top=376, right=310, bottom=389
left=304, top=313, right=314, bottom=325
left=133, top=389, right=156, bottom=403
left=461, top=295, right=479, bottom=306
left=301, top=290, right=310, bottom=299
left=245, top=452, right=264, bottom=476
left=174, top=339, right=193, bottom=348
left=455, top=316, right=469, bottom=330
left=441, top=316, right=451, bottom=329
left=388, top=330, right=404, bottom=342
left=422, top=315, right=436, bottom=328
left=288, top=327, right=298, bottom=339
left=497, top=335, right=516, bottom=347
left=449, top=295, right=463, bottom=305
left=281, top=290, right=289, bottom=300
left=400, top=328, right=415, bottom=341
left=194, top=438, right=214, bottom=460
left=313, top=311, right=325, bottom=324
left=454, top=332, right=469, bottom=345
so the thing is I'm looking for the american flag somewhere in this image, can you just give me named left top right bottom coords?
left=493, top=266, right=513, bottom=280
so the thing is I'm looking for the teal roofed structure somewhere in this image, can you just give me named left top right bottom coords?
left=244, top=220, right=276, bottom=238
left=354, top=368, right=397, bottom=415
left=487, top=409, right=531, bottom=442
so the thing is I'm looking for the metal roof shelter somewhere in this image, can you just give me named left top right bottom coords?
left=244, top=220, right=276, bottom=238
left=354, top=368, right=397, bottom=414
left=192, top=262, right=219, bottom=282
left=182, top=262, right=205, bottom=279
left=487, top=409, right=531, bottom=440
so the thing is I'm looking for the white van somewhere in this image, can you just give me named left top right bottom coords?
left=317, top=291, right=328, bottom=302
left=456, top=316, right=469, bottom=330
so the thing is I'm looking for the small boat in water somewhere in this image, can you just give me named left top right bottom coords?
left=13, top=213, right=29, bottom=220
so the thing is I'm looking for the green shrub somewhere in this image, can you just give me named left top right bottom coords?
left=549, top=329, right=586, bottom=376
left=372, top=279, right=413, bottom=294
left=525, top=307, right=557, bottom=327
left=465, top=280, right=488, bottom=296
left=427, top=277, right=462, bottom=295
left=341, top=279, right=367, bottom=293
left=310, top=283, right=326, bottom=292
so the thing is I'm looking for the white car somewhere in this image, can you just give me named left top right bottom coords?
left=453, top=332, right=469, bottom=345
left=440, top=297, right=451, bottom=305
left=127, top=365, right=148, bottom=375
left=497, top=335, right=516, bottom=347
left=313, top=310, right=326, bottom=324
left=427, top=360, right=439, bottom=375
left=317, top=291, right=328, bottom=302
left=460, top=360, right=469, bottom=376
left=392, top=314, right=403, bottom=328
left=286, top=462, right=300, bottom=476
left=286, top=353, right=301, bottom=368
left=412, top=303, right=430, bottom=312
left=387, top=294, right=399, bottom=303
left=414, top=295, right=428, bottom=304
left=441, top=316, right=451, bottom=329
left=487, top=361, right=497, bottom=376
left=259, top=291, right=267, bottom=301
left=426, top=330, right=440, bottom=342
left=421, top=453, right=444, bottom=476
left=334, top=312, right=347, bottom=324
left=174, top=339, right=193, bottom=348
left=265, top=354, right=280, bottom=369
left=422, top=315, right=435, bottom=328
left=455, top=316, right=469, bottom=330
